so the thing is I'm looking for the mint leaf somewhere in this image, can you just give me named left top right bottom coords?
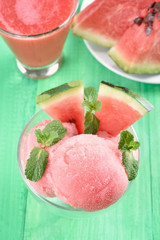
left=44, top=132, right=59, bottom=147
left=84, top=112, right=100, bottom=134
left=81, top=100, right=92, bottom=111
left=35, top=129, right=48, bottom=146
left=84, top=87, right=98, bottom=102
left=82, top=99, right=101, bottom=112
left=35, top=120, right=67, bottom=147
left=118, top=130, right=140, bottom=151
left=118, top=130, right=140, bottom=181
left=25, top=147, right=48, bottom=182
left=128, top=141, right=140, bottom=150
left=122, top=151, right=139, bottom=181
left=43, top=120, right=67, bottom=146
left=82, top=87, right=102, bottom=112
left=94, top=100, right=102, bottom=112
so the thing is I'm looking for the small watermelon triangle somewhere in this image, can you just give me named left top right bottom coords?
left=95, top=81, right=153, bottom=136
left=36, top=81, right=84, bottom=134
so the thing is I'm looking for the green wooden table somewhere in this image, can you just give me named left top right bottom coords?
left=0, top=2, right=160, bottom=239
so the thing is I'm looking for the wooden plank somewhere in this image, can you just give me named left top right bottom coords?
left=0, top=38, right=38, bottom=240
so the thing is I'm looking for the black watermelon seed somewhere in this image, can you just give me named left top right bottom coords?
left=148, top=2, right=156, bottom=10
left=144, top=13, right=154, bottom=23
left=154, top=2, right=160, bottom=13
left=134, top=17, right=143, bottom=25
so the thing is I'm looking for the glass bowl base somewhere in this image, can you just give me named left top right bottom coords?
left=16, top=55, right=62, bottom=79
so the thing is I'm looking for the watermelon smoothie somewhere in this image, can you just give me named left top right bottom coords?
left=0, top=0, right=79, bottom=78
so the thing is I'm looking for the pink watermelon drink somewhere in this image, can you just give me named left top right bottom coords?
left=0, top=0, right=79, bottom=78
left=18, top=80, right=153, bottom=213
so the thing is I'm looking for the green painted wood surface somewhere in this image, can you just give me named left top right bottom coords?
left=0, top=1, right=160, bottom=239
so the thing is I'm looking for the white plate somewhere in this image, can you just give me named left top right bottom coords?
left=81, top=0, right=160, bottom=84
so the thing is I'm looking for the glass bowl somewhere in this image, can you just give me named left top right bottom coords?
left=17, top=110, right=140, bottom=217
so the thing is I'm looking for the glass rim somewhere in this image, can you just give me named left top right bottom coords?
left=17, top=109, right=140, bottom=214
left=0, top=0, right=80, bottom=38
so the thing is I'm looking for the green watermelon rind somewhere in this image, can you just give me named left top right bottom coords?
left=108, top=47, right=160, bottom=74
left=72, top=17, right=116, bottom=48
left=99, top=81, right=153, bottom=114
left=36, top=80, right=83, bottom=107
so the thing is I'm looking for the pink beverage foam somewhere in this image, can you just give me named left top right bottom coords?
left=0, top=0, right=77, bottom=67
left=0, top=0, right=75, bottom=35
left=20, top=120, right=78, bottom=197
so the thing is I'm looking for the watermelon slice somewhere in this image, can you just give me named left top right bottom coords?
left=108, top=6, right=160, bottom=74
left=36, top=81, right=84, bottom=134
left=36, top=80, right=153, bottom=137
left=72, top=0, right=153, bottom=47
left=95, top=81, right=153, bottom=136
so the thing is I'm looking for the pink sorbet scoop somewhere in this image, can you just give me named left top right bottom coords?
left=51, top=134, right=128, bottom=211
left=20, top=120, right=78, bottom=197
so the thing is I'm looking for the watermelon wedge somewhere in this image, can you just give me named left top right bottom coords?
left=36, top=81, right=84, bottom=134
left=108, top=6, right=160, bottom=74
left=36, top=80, right=153, bottom=137
left=72, top=0, right=153, bottom=48
left=95, top=81, right=153, bottom=136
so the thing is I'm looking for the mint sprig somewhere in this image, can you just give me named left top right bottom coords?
left=82, top=87, right=101, bottom=134
left=25, top=120, right=67, bottom=182
left=118, top=130, right=140, bottom=181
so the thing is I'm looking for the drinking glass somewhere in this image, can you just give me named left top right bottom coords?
left=0, top=0, right=79, bottom=79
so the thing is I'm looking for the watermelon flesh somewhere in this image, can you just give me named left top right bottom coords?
left=36, top=81, right=85, bottom=134
left=43, top=94, right=84, bottom=134
left=95, top=82, right=153, bottom=136
left=108, top=10, right=160, bottom=74
left=96, top=96, right=142, bottom=136
left=72, top=0, right=154, bottom=47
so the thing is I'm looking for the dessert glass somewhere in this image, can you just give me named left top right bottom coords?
left=17, top=110, right=140, bottom=217
left=0, top=0, right=79, bottom=79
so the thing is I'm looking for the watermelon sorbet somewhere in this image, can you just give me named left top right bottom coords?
left=21, top=120, right=129, bottom=211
